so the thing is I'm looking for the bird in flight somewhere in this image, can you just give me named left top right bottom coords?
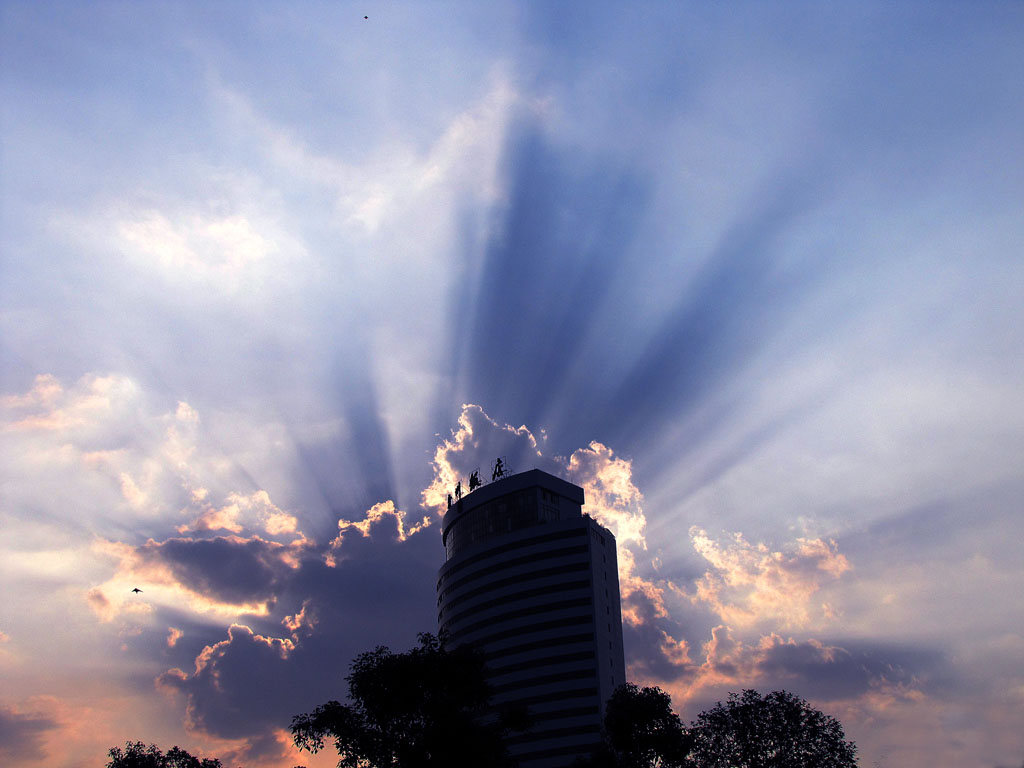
left=131, top=587, right=143, bottom=593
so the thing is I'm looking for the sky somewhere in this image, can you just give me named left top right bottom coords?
left=1, top=2, right=1023, bottom=767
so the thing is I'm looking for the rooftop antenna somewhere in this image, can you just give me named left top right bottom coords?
left=491, top=456, right=509, bottom=481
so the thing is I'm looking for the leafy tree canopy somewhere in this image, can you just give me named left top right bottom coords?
left=291, top=632, right=524, bottom=768
left=573, top=683, right=690, bottom=768
left=106, top=741, right=223, bottom=768
left=688, top=689, right=857, bottom=768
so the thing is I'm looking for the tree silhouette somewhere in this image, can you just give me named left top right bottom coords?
left=291, top=632, right=526, bottom=768
left=573, top=683, right=689, bottom=768
left=604, top=683, right=690, bottom=768
left=106, top=741, right=223, bottom=768
left=688, top=689, right=857, bottom=768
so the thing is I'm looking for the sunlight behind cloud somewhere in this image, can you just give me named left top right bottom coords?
left=2, top=4, right=1022, bottom=766
left=325, top=499, right=431, bottom=567
left=688, top=527, right=850, bottom=629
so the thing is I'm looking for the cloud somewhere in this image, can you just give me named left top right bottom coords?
left=159, top=624, right=297, bottom=738
left=750, top=635, right=938, bottom=702
left=1, top=372, right=222, bottom=535
left=692, top=627, right=936, bottom=702
left=167, top=627, right=184, bottom=648
left=178, top=490, right=305, bottom=542
left=0, top=372, right=316, bottom=629
left=567, top=440, right=647, bottom=548
left=216, top=729, right=301, bottom=768
left=687, top=527, right=851, bottom=629
left=651, top=624, right=1002, bottom=768
left=1, top=371, right=138, bottom=434
left=2, top=384, right=974, bottom=768
left=116, top=209, right=278, bottom=290
left=0, top=373, right=62, bottom=410
left=207, top=68, right=515, bottom=235
left=91, top=533, right=309, bottom=619
left=425, top=404, right=650, bottom=552
left=150, top=517, right=440, bottom=752
left=0, top=703, right=59, bottom=763
left=325, top=500, right=430, bottom=566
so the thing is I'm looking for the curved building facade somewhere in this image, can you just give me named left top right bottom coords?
left=437, top=469, right=626, bottom=768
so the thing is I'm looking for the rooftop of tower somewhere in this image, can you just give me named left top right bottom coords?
left=440, top=469, right=586, bottom=560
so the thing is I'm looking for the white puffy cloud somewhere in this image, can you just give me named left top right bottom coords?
left=116, top=210, right=277, bottom=289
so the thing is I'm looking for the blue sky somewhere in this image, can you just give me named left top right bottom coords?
left=2, top=3, right=1023, bottom=767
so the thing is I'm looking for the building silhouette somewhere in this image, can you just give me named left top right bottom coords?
left=437, top=468, right=626, bottom=767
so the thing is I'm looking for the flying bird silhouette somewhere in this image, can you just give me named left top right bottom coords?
left=131, top=587, right=143, bottom=593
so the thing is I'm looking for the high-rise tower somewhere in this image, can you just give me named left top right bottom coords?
left=437, top=468, right=626, bottom=767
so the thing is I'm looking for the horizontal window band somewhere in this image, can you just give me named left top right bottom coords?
left=491, top=667, right=597, bottom=695
left=450, top=613, right=593, bottom=646
left=529, top=704, right=601, bottom=722
left=488, top=649, right=596, bottom=678
left=439, top=545, right=589, bottom=601
left=444, top=580, right=591, bottom=627
left=483, top=632, right=595, bottom=662
left=438, top=527, right=588, bottom=587
left=511, top=740, right=603, bottom=762
left=495, top=687, right=599, bottom=709
left=440, top=560, right=591, bottom=610
left=506, top=722, right=602, bottom=747
left=442, top=597, right=592, bottom=637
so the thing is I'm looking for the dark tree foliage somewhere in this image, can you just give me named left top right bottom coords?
left=605, top=683, right=690, bottom=768
left=291, top=632, right=524, bottom=768
left=688, top=690, right=857, bottom=768
left=106, top=741, right=223, bottom=768
left=573, top=683, right=690, bottom=768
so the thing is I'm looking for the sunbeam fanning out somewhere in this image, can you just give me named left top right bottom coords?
left=2, top=3, right=1023, bottom=767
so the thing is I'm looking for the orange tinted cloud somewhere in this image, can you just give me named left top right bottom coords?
left=325, top=499, right=432, bottom=566
left=178, top=490, right=305, bottom=543
left=89, top=534, right=306, bottom=620
left=167, top=627, right=184, bottom=648
left=688, top=527, right=850, bottom=629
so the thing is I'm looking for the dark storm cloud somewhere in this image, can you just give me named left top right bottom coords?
left=752, top=638, right=944, bottom=701
left=156, top=512, right=440, bottom=748
left=619, top=597, right=944, bottom=705
left=0, top=705, right=58, bottom=762
left=159, top=623, right=303, bottom=739
left=623, top=610, right=946, bottom=707
left=141, top=536, right=299, bottom=605
left=622, top=610, right=694, bottom=683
